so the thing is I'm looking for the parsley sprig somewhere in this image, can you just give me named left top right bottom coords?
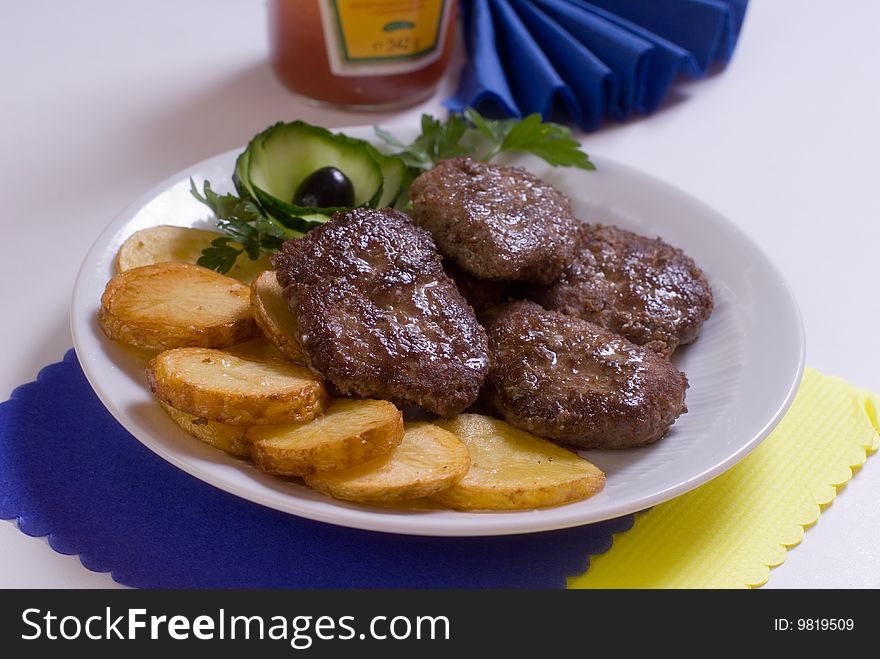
left=374, top=114, right=472, bottom=171
left=465, top=109, right=595, bottom=169
left=194, top=110, right=594, bottom=274
left=375, top=108, right=595, bottom=172
left=190, top=179, right=292, bottom=273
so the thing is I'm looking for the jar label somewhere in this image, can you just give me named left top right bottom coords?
left=319, top=0, right=453, bottom=77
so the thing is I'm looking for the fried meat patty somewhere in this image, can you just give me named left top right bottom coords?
left=481, top=301, right=688, bottom=449
left=272, top=208, right=489, bottom=417
left=410, top=157, right=579, bottom=284
left=527, top=224, right=713, bottom=358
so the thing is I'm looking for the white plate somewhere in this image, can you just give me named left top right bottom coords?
left=71, top=125, right=804, bottom=536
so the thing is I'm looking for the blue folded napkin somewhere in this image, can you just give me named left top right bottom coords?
left=0, top=350, right=633, bottom=588
left=447, top=0, right=749, bottom=130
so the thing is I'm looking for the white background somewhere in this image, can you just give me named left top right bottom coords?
left=1, top=0, right=878, bottom=587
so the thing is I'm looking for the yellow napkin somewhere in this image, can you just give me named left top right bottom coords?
left=568, top=368, right=880, bottom=589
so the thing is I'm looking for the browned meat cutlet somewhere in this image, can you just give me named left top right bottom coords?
left=481, top=301, right=688, bottom=450
left=272, top=208, right=489, bottom=418
left=409, top=157, right=579, bottom=284
left=526, top=224, right=714, bottom=358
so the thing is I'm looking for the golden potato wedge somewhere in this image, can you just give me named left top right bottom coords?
left=247, top=398, right=403, bottom=476
left=146, top=347, right=327, bottom=426
left=99, top=263, right=258, bottom=351
left=304, top=422, right=469, bottom=503
left=159, top=401, right=251, bottom=457
left=430, top=414, right=605, bottom=511
left=250, top=270, right=307, bottom=363
left=115, top=225, right=271, bottom=283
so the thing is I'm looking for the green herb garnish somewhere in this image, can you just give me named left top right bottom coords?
left=190, top=179, right=292, bottom=272
left=375, top=108, right=595, bottom=172
left=194, top=110, right=594, bottom=273
left=465, top=109, right=595, bottom=169
left=374, top=114, right=471, bottom=171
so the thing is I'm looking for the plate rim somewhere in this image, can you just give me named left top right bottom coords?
left=71, top=140, right=805, bottom=537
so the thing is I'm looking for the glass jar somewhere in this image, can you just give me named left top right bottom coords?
left=268, top=0, right=458, bottom=110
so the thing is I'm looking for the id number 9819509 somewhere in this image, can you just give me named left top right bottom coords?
left=774, top=618, right=854, bottom=631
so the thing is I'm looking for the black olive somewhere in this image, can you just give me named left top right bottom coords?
left=293, top=166, right=355, bottom=208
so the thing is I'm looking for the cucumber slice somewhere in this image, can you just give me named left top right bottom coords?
left=245, top=121, right=384, bottom=222
left=234, top=142, right=329, bottom=234
left=229, top=120, right=407, bottom=236
left=275, top=212, right=335, bottom=235
left=232, top=148, right=254, bottom=203
left=367, top=145, right=406, bottom=208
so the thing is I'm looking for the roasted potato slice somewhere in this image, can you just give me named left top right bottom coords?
left=159, top=401, right=251, bottom=457
left=250, top=271, right=307, bottom=363
left=304, top=422, right=469, bottom=503
left=247, top=398, right=403, bottom=476
left=115, top=225, right=271, bottom=283
left=146, top=347, right=327, bottom=425
left=430, top=414, right=605, bottom=511
left=100, top=263, right=258, bottom=351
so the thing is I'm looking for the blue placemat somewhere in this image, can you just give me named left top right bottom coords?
left=0, top=350, right=633, bottom=588
left=447, top=0, right=749, bottom=131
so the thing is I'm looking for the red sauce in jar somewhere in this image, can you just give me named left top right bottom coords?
left=269, top=0, right=458, bottom=110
